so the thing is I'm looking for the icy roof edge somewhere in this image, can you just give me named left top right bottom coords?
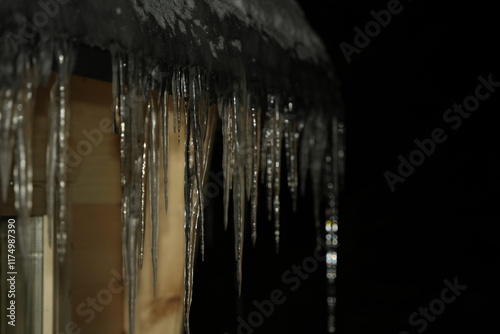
left=130, top=0, right=329, bottom=64
left=0, top=0, right=335, bottom=98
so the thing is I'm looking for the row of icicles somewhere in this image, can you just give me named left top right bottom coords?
left=0, top=41, right=342, bottom=334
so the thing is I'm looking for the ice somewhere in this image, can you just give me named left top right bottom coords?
left=284, top=102, right=299, bottom=211
left=172, top=67, right=182, bottom=143
left=232, top=89, right=246, bottom=295
left=249, top=99, right=261, bottom=245
left=147, top=78, right=160, bottom=295
left=46, top=41, right=75, bottom=264
left=272, top=100, right=283, bottom=252
left=260, top=95, right=284, bottom=251
left=221, top=95, right=234, bottom=231
left=12, top=55, right=36, bottom=262
left=0, top=3, right=345, bottom=334
left=1, top=38, right=343, bottom=334
left=160, top=78, right=169, bottom=213
left=114, top=51, right=147, bottom=334
left=0, top=88, right=15, bottom=202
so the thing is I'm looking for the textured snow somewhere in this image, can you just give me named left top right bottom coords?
left=130, top=0, right=327, bottom=62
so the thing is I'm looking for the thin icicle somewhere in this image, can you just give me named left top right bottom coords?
left=13, top=56, right=37, bottom=262
left=250, top=102, right=261, bottom=245
left=245, top=95, right=253, bottom=202
left=172, top=67, right=182, bottom=144
left=111, top=53, right=120, bottom=135
left=115, top=52, right=146, bottom=334
left=161, top=81, right=169, bottom=213
left=114, top=51, right=129, bottom=288
left=262, top=95, right=275, bottom=224
left=272, top=101, right=283, bottom=252
left=139, top=96, right=149, bottom=272
left=221, top=97, right=234, bottom=231
left=181, top=69, right=189, bottom=141
left=46, top=41, right=74, bottom=264
left=183, top=104, right=198, bottom=334
left=233, top=90, right=246, bottom=295
left=125, top=217, right=140, bottom=334
left=0, top=88, right=15, bottom=201
left=190, top=67, right=205, bottom=260
left=284, top=101, right=299, bottom=211
left=147, top=86, right=159, bottom=295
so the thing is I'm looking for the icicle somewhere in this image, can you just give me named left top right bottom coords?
left=161, top=79, right=169, bottom=213
left=284, top=101, right=299, bottom=211
left=190, top=67, right=205, bottom=260
left=244, top=95, right=253, bottom=202
left=198, top=69, right=213, bottom=262
left=147, top=84, right=159, bottom=295
left=183, top=102, right=197, bottom=334
left=139, top=94, right=149, bottom=272
left=249, top=99, right=261, bottom=245
left=182, top=69, right=217, bottom=333
left=0, top=88, right=15, bottom=201
left=260, top=94, right=283, bottom=249
left=263, top=95, right=275, bottom=226
left=111, top=53, right=120, bottom=135
left=125, top=217, right=140, bottom=334
left=172, top=67, right=182, bottom=144
left=232, top=89, right=247, bottom=295
left=115, top=51, right=129, bottom=288
left=221, top=97, right=234, bottom=231
left=12, top=55, right=37, bottom=262
left=115, top=52, right=146, bottom=334
left=272, top=99, right=283, bottom=252
left=46, top=41, right=74, bottom=264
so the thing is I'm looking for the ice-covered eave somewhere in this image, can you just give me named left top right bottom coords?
left=0, top=0, right=334, bottom=95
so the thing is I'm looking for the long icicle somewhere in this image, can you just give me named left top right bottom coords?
left=221, top=97, right=234, bottom=231
left=233, top=89, right=246, bottom=295
left=249, top=97, right=261, bottom=245
left=139, top=84, right=149, bottom=272
left=263, top=95, right=275, bottom=224
left=190, top=67, right=205, bottom=260
left=284, top=101, right=299, bottom=212
left=147, top=82, right=159, bottom=295
left=115, top=51, right=131, bottom=333
left=115, top=52, right=146, bottom=334
left=0, top=88, right=15, bottom=201
left=13, top=55, right=37, bottom=265
left=161, top=74, right=169, bottom=213
left=183, top=93, right=196, bottom=334
left=46, top=40, right=74, bottom=264
left=134, top=56, right=147, bottom=334
left=272, top=98, right=283, bottom=252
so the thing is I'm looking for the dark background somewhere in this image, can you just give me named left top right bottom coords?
left=192, top=1, right=499, bottom=334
